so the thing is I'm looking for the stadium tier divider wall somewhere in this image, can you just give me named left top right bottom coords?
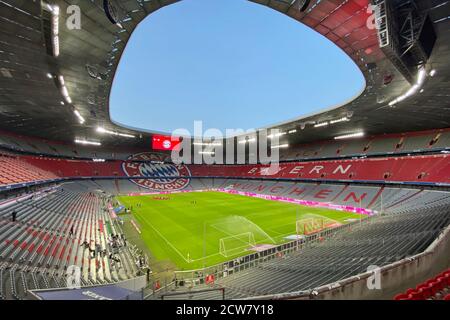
left=2, top=175, right=450, bottom=195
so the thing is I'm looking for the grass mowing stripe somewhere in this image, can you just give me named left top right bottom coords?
left=137, top=214, right=189, bottom=263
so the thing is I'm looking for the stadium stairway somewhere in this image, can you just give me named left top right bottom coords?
left=0, top=153, right=57, bottom=186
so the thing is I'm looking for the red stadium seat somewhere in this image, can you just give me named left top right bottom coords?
left=429, top=281, right=441, bottom=296
left=435, top=277, right=446, bottom=291
left=3, top=153, right=447, bottom=186
left=394, top=267, right=450, bottom=301
left=394, top=293, right=410, bottom=300
left=443, top=273, right=450, bottom=286
left=405, top=288, right=416, bottom=295
left=410, top=289, right=424, bottom=300
left=439, top=270, right=450, bottom=280
left=416, top=284, right=432, bottom=299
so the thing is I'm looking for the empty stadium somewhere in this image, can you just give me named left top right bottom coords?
left=0, top=0, right=449, bottom=303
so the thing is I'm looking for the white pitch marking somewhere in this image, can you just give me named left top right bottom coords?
left=139, top=215, right=190, bottom=263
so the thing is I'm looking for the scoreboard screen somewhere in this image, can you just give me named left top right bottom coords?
left=152, top=135, right=181, bottom=151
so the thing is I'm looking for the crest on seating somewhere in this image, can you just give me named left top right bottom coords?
left=122, top=153, right=191, bottom=191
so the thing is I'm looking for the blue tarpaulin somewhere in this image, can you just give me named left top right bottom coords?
left=32, top=284, right=142, bottom=300
left=114, top=205, right=125, bottom=214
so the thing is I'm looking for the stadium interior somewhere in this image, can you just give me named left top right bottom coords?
left=0, top=0, right=449, bottom=301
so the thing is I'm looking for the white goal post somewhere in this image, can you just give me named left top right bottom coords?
left=219, top=232, right=256, bottom=257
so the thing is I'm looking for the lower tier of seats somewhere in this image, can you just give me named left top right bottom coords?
left=0, top=188, right=141, bottom=300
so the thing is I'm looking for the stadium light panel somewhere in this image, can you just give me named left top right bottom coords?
left=75, top=139, right=101, bottom=146
left=288, top=129, right=297, bottom=134
left=51, top=6, right=60, bottom=57
left=314, top=122, right=328, bottom=128
left=193, top=142, right=222, bottom=146
left=389, top=68, right=427, bottom=106
left=268, top=132, right=286, bottom=139
left=271, top=144, right=289, bottom=149
left=52, top=37, right=59, bottom=57
left=334, top=132, right=364, bottom=140
left=330, top=117, right=349, bottom=124
left=46, top=73, right=53, bottom=79
left=104, top=128, right=128, bottom=136
left=59, top=76, right=73, bottom=104
left=96, top=127, right=135, bottom=138
left=117, top=133, right=135, bottom=138
left=74, top=110, right=85, bottom=124
left=417, top=68, right=426, bottom=84
left=429, top=69, right=436, bottom=77
left=61, top=86, right=69, bottom=97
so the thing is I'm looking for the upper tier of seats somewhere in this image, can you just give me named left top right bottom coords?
left=1, top=128, right=449, bottom=161
left=0, top=153, right=57, bottom=186
left=280, top=128, right=450, bottom=161
left=1, top=153, right=446, bottom=188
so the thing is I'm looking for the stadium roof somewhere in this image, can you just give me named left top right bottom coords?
left=1, top=0, right=449, bottom=149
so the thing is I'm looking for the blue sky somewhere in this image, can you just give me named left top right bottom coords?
left=110, top=0, right=365, bottom=135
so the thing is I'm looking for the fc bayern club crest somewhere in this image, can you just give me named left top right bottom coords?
left=122, top=153, right=191, bottom=191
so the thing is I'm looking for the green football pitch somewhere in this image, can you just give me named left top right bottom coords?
left=117, top=191, right=362, bottom=270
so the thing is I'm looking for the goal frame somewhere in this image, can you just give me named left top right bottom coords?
left=295, top=218, right=325, bottom=235
left=219, top=232, right=256, bottom=257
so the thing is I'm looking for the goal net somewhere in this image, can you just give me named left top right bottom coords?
left=219, top=232, right=256, bottom=257
left=296, top=215, right=341, bottom=235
